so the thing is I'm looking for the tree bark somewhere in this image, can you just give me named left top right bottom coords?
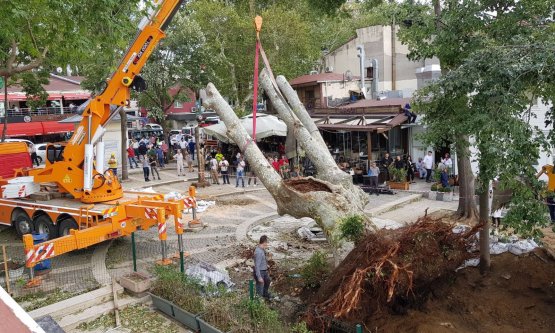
left=260, top=71, right=369, bottom=210
left=276, top=76, right=327, bottom=148
left=195, top=126, right=210, bottom=188
left=119, top=109, right=128, bottom=180
left=455, top=135, right=478, bottom=219
left=2, top=75, right=7, bottom=142
left=479, top=181, right=491, bottom=274
left=204, top=83, right=375, bottom=233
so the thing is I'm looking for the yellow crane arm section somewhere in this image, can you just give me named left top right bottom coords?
left=29, top=0, right=184, bottom=203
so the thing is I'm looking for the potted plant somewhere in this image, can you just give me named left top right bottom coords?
left=387, top=165, right=409, bottom=190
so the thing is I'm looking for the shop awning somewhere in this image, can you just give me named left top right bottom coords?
left=0, top=121, right=74, bottom=137
left=42, top=121, right=74, bottom=134
left=0, top=122, right=44, bottom=137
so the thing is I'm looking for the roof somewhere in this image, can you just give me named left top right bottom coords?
left=312, top=113, right=408, bottom=132
left=338, top=98, right=411, bottom=109
left=289, top=72, right=360, bottom=86
left=7, top=75, right=86, bottom=94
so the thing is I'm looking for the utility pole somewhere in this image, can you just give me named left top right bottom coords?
left=119, top=109, right=128, bottom=180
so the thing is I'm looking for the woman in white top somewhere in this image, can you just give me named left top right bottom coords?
left=441, top=153, right=453, bottom=173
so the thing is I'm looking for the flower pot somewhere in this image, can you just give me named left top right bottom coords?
left=120, top=272, right=152, bottom=294
left=149, top=293, right=174, bottom=318
left=173, top=307, right=200, bottom=331
left=388, top=181, right=409, bottom=190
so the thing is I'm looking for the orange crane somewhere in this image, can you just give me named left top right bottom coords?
left=0, top=0, right=197, bottom=286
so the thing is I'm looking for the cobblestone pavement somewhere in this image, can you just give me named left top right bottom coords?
left=0, top=166, right=424, bottom=296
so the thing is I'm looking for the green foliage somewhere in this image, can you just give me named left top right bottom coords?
left=243, top=299, right=284, bottom=332
left=0, top=0, right=143, bottom=95
left=388, top=165, right=407, bottom=182
left=339, top=215, right=366, bottom=243
left=397, top=0, right=555, bottom=235
left=151, top=265, right=205, bottom=314
left=301, top=251, right=330, bottom=289
left=291, top=321, right=313, bottom=333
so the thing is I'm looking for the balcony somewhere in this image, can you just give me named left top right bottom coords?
left=4, top=107, right=78, bottom=117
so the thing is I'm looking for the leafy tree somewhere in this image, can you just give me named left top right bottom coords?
left=137, top=13, right=214, bottom=134
left=0, top=0, right=143, bottom=140
left=397, top=0, right=555, bottom=270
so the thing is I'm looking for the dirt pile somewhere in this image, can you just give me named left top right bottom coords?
left=284, top=179, right=332, bottom=193
left=305, top=216, right=479, bottom=332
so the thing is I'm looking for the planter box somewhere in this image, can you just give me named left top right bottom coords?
left=388, top=181, right=409, bottom=190
left=120, top=272, right=151, bottom=294
left=149, top=293, right=174, bottom=318
left=174, top=307, right=200, bottom=331
left=198, top=317, right=227, bottom=333
left=436, top=192, right=453, bottom=202
left=425, top=191, right=437, bottom=200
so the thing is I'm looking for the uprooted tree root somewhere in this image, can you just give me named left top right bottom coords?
left=305, top=215, right=480, bottom=332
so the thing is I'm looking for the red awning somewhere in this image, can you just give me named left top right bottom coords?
left=41, top=121, right=74, bottom=134
left=6, top=93, right=27, bottom=101
left=0, top=121, right=73, bottom=137
left=0, top=123, right=44, bottom=137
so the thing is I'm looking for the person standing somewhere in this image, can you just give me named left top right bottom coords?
left=405, top=155, right=415, bottom=183
left=381, top=152, right=393, bottom=180
left=29, top=144, right=40, bottom=167
left=416, top=157, right=427, bottom=180
left=132, top=139, right=140, bottom=157
left=253, top=235, right=272, bottom=300
left=175, top=149, right=185, bottom=176
left=247, top=160, right=258, bottom=186
left=108, top=153, right=118, bottom=176
left=185, top=149, right=194, bottom=172
left=220, top=157, right=230, bottom=184
left=236, top=156, right=245, bottom=188
left=161, top=141, right=169, bottom=164
left=156, top=145, right=165, bottom=168
left=148, top=149, right=161, bottom=180
left=209, top=156, right=220, bottom=184
left=188, top=137, right=196, bottom=161
left=368, top=162, right=380, bottom=189
left=441, top=153, right=453, bottom=174
left=179, top=137, right=188, bottom=155
left=141, top=155, right=150, bottom=181
left=423, top=151, right=434, bottom=183
left=127, top=145, right=139, bottom=169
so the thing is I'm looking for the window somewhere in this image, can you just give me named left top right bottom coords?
left=174, top=101, right=183, bottom=108
left=366, top=67, right=374, bottom=79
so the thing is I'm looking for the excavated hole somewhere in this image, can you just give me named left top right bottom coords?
left=284, top=178, right=332, bottom=193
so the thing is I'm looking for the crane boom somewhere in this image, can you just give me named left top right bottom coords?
left=29, top=0, right=184, bottom=203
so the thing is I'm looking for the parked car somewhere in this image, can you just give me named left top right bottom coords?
left=35, top=143, right=48, bottom=164
left=144, top=123, right=163, bottom=130
left=4, top=138, right=34, bottom=148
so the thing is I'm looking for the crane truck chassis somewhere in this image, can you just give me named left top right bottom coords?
left=0, top=0, right=198, bottom=286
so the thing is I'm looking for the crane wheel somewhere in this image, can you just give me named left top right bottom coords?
left=59, top=218, right=79, bottom=237
left=33, top=214, right=59, bottom=240
left=14, top=214, right=33, bottom=238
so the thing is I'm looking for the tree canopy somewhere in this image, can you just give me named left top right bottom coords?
left=396, top=0, right=555, bottom=236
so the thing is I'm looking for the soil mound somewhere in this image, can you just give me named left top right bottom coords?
left=306, top=216, right=479, bottom=331
left=285, top=179, right=332, bottom=193
left=369, top=251, right=555, bottom=333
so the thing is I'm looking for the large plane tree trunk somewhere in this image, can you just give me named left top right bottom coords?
left=204, top=80, right=374, bottom=235
left=456, top=136, right=478, bottom=219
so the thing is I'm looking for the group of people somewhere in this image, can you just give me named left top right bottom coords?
left=205, top=152, right=253, bottom=188
left=268, top=154, right=300, bottom=180
left=367, top=151, right=453, bottom=188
